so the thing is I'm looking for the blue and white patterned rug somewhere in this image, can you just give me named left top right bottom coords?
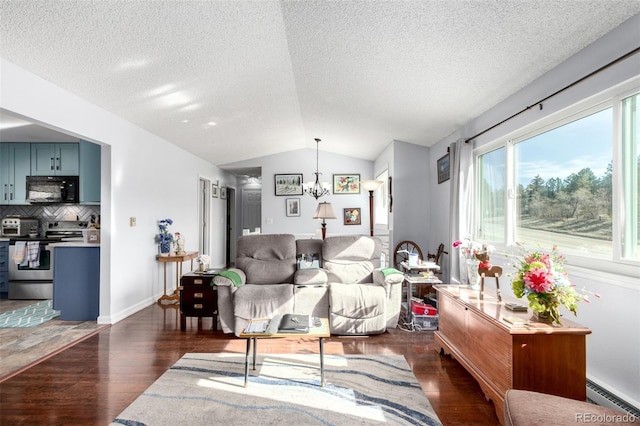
left=0, top=300, right=60, bottom=328
left=111, top=353, right=442, bottom=425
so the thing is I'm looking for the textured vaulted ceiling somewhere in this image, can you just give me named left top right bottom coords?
left=1, top=1, right=639, bottom=166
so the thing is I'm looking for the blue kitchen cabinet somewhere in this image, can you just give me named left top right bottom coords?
left=0, top=241, right=8, bottom=298
left=79, top=141, right=101, bottom=204
left=31, top=143, right=79, bottom=176
left=0, top=142, right=31, bottom=204
left=53, top=246, right=100, bottom=320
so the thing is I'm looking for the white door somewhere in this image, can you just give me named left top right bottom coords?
left=242, top=189, right=261, bottom=232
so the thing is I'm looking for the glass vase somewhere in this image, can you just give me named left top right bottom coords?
left=533, top=311, right=552, bottom=323
left=466, top=258, right=480, bottom=290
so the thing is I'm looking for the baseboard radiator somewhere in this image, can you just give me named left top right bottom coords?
left=587, top=380, right=640, bottom=418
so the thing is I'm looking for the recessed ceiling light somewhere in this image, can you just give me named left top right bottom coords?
left=207, top=121, right=217, bottom=126
left=181, top=119, right=189, bottom=123
left=116, top=59, right=148, bottom=71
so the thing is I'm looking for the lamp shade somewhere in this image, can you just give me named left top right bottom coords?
left=313, top=202, right=337, bottom=219
left=361, top=180, right=383, bottom=192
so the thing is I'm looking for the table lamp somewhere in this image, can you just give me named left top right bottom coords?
left=313, top=202, right=336, bottom=239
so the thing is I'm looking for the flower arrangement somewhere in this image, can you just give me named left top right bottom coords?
left=453, top=237, right=494, bottom=289
left=155, top=218, right=174, bottom=253
left=452, top=236, right=484, bottom=259
left=510, top=245, right=599, bottom=325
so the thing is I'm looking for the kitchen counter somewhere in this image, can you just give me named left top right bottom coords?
left=53, top=245, right=100, bottom=320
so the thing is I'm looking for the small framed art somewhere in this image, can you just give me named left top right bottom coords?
left=343, top=208, right=361, bottom=225
left=212, top=183, right=219, bottom=198
left=275, top=173, right=303, bottom=196
left=437, top=153, right=450, bottom=184
left=220, top=187, right=227, bottom=199
left=286, top=198, right=300, bottom=217
left=333, top=174, right=360, bottom=194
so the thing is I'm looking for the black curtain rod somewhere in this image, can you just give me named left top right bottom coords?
left=465, top=45, right=640, bottom=143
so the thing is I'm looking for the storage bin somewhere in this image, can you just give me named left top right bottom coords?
left=411, top=312, right=439, bottom=330
left=411, top=300, right=437, bottom=316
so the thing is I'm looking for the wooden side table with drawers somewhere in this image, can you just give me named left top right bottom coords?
left=179, top=271, right=219, bottom=331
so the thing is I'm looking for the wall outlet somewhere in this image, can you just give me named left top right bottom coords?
left=130, top=217, right=136, bottom=227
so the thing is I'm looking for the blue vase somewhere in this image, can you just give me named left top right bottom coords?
left=160, top=241, right=171, bottom=255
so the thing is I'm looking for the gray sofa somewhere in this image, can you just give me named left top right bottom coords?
left=213, top=234, right=404, bottom=336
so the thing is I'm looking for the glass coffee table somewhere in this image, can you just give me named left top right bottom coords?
left=239, top=317, right=330, bottom=387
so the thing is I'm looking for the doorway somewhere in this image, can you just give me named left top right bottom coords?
left=198, top=178, right=210, bottom=256
left=225, top=187, right=236, bottom=267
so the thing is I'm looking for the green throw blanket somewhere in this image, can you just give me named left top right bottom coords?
left=212, top=270, right=243, bottom=287
left=381, top=267, right=402, bottom=276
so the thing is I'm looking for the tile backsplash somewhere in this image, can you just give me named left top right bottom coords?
left=0, top=204, right=101, bottom=235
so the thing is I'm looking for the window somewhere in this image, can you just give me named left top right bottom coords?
left=476, top=88, right=639, bottom=271
left=621, top=93, right=639, bottom=260
left=374, top=170, right=388, bottom=226
left=477, top=147, right=505, bottom=244
left=514, top=107, right=613, bottom=258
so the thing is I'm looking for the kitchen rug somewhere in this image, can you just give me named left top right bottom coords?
left=0, top=300, right=59, bottom=328
left=111, top=353, right=442, bottom=426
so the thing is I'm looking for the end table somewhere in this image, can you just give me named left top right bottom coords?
left=179, top=271, right=219, bottom=331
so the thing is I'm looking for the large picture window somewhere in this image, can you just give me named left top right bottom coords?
left=514, top=108, right=613, bottom=258
left=475, top=88, right=639, bottom=271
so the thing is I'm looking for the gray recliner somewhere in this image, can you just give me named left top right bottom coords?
left=215, top=234, right=298, bottom=335
left=322, top=235, right=403, bottom=335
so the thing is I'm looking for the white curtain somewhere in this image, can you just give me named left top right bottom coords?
left=448, top=139, right=475, bottom=284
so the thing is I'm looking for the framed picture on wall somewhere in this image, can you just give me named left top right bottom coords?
left=286, top=198, right=300, bottom=217
left=437, top=153, right=450, bottom=184
left=220, top=187, right=227, bottom=199
left=212, top=183, right=219, bottom=198
left=333, top=174, right=360, bottom=194
left=275, top=173, right=303, bottom=196
left=343, top=208, right=361, bottom=225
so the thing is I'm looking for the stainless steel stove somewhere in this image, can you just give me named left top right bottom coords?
left=46, top=220, right=89, bottom=241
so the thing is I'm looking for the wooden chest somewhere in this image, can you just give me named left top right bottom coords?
left=434, top=285, right=591, bottom=424
left=179, top=272, right=218, bottom=331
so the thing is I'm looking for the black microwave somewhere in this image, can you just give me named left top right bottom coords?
left=26, top=175, right=79, bottom=203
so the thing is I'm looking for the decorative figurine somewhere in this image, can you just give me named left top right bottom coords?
left=475, top=246, right=502, bottom=301
left=175, top=232, right=186, bottom=255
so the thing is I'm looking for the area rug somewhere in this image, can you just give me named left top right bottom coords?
left=111, top=353, right=442, bottom=425
left=0, top=317, right=107, bottom=381
left=0, top=300, right=59, bottom=328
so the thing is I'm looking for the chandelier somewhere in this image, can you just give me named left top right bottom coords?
left=304, top=138, right=330, bottom=200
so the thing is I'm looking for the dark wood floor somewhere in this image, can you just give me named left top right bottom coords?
left=0, top=303, right=499, bottom=425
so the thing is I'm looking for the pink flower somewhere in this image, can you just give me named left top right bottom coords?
left=453, top=240, right=462, bottom=248
left=523, top=267, right=554, bottom=293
